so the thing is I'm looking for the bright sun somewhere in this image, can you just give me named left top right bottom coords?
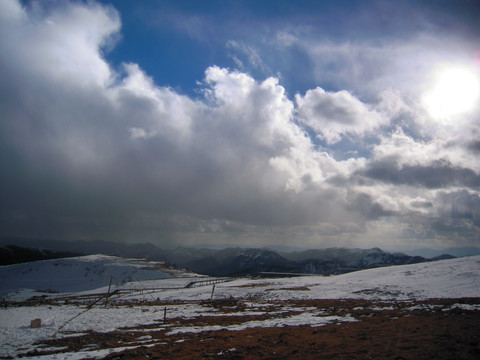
left=424, top=67, right=480, bottom=118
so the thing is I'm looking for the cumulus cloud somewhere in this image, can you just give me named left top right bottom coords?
left=296, top=87, right=387, bottom=143
left=0, top=0, right=372, bottom=244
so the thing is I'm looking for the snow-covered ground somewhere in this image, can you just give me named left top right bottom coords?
left=115, top=254, right=480, bottom=303
left=215, top=254, right=480, bottom=301
left=1, top=255, right=479, bottom=359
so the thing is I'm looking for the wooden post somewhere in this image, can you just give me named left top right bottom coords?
left=210, top=284, right=216, bottom=300
left=105, top=276, right=113, bottom=308
left=163, top=307, right=167, bottom=324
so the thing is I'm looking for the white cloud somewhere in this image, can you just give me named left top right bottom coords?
left=116, top=63, right=195, bottom=144
left=371, top=128, right=480, bottom=173
left=0, top=0, right=119, bottom=88
left=296, top=87, right=387, bottom=143
left=0, top=0, right=24, bottom=20
left=274, top=31, right=298, bottom=48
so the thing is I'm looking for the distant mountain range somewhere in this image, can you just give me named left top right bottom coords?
left=168, top=247, right=452, bottom=276
left=0, top=237, right=467, bottom=276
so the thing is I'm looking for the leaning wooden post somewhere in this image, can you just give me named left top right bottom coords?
left=105, top=276, right=113, bottom=308
left=210, top=284, right=216, bottom=300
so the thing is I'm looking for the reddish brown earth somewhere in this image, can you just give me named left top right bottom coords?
left=23, top=298, right=480, bottom=360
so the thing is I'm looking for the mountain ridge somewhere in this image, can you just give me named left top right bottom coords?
left=1, top=238, right=458, bottom=277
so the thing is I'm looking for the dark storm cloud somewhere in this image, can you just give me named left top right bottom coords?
left=345, top=192, right=395, bottom=220
left=361, top=159, right=480, bottom=189
left=410, top=200, right=433, bottom=209
left=392, top=190, right=480, bottom=247
left=438, top=191, right=480, bottom=223
left=467, top=141, right=480, bottom=154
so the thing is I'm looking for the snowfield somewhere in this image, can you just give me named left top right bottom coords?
left=1, top=255, right=479, bottom=359
left=153, top=254, right=480, bottom=302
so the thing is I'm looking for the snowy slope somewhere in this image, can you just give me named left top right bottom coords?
left=139, top=255, right=480, bottom=302
left=223, top=254, right=480, bottom=301
left=0, top=255, right=193, bottom=298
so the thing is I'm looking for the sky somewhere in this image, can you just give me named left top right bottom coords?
left=1, top=0, right=480, bottom=250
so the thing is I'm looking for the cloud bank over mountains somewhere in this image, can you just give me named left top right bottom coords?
left=1, top=0, right=479, bottom=250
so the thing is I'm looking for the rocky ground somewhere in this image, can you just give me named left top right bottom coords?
left=18, top=297, right=480, bottom=360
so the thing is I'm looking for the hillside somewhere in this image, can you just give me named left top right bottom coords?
left=0, top=255, right=197, bottom=299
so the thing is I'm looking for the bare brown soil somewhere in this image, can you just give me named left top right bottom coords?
left=23, top=298, right=480, bottom=360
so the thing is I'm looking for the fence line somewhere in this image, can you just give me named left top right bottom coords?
left=52, top=277, right=235, bottom=303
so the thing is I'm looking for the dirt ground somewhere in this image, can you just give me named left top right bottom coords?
left=25, top=298, right=480, bottom=360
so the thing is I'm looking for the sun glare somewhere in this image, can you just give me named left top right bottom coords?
left=424, top=67, right=480, bottom=119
